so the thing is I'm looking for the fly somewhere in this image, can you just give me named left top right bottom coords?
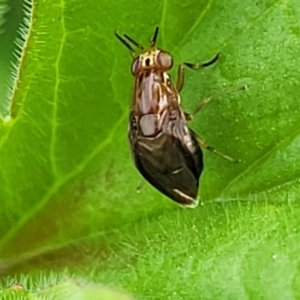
left=115, top=27, right=241, bottom=207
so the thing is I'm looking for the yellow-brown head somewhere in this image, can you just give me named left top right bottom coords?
left=131, top=49, right=173, bottom=75
left=115, top=27, right=173, bottom=75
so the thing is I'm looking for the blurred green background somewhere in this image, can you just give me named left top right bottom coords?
left=0, top=0, right=24, bottom=113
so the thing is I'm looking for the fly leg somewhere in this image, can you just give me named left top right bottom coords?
left=136, top=179, right=146, bottom=193
left=185, top=96, right=212, bottom=121
left=176, top=53, right=245, bottom=163
left=176, top=64, right=185, bottom=92
left=176, top=53, right=219, bottom=92
left=186, top=85, right=246, bottom=163
left=183, top=52, right=220, bottom=70
left=193, top=133, right=238, bottom=163
left=185, top=85, right=246, bottom=120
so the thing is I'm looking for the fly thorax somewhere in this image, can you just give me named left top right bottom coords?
left=139, top=114, right=160, bottom=137
left=137, top=72, right=160, bottom=114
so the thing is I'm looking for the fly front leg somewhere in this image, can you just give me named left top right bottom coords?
left=176, top=64, right=185, bottom=92
left=193, top=134, right=238, bottom=163
left=176, top=53, right=220, bottom=93
left=183, top=53, right=220, bottom=70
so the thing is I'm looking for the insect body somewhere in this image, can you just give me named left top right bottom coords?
left=115, top=27, right=235, bottom=207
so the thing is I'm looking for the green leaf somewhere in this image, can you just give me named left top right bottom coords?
left=1, top=0, right=300, bottom=299
left=0, top=0, right=26, bottom=117
left=0, top=0, right=8, bottom=34
left=0, top=273, right=135, bottom=299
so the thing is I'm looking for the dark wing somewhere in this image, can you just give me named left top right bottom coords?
left=131, top=130, right=203, bottom=205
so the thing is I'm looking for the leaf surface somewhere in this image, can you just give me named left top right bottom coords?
left=1, top=0, right=300, bottom=298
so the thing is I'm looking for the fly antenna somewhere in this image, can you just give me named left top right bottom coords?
left=150, top=27, right=159, bottom=48
left=115, top=31, right=136, bottom=56
left=123, top=34, right=144, bottom=50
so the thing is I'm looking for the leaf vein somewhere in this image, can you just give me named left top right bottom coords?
left=219, top=0, right=282, bottom=50
left=0, top=110, right=127, bottom=251
left=159, top=0, right=168, bottom=47
left=50, top=0, right=67, bottom=179
left=220, top=127, right=300, bottom=195
left=174, top=0, right=213, bottom=53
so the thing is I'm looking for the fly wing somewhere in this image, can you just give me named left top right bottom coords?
left=131, top=131, right=203, bottom=205
left=188, top=128, right=204, bottom=177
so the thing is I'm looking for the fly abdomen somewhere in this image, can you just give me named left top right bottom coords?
left=132, top=132, right=203, bottom=205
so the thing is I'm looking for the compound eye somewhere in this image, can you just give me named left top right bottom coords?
left=131, top=57, right=140, bottom=75
left=157, top=51, right=173, bottom=69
